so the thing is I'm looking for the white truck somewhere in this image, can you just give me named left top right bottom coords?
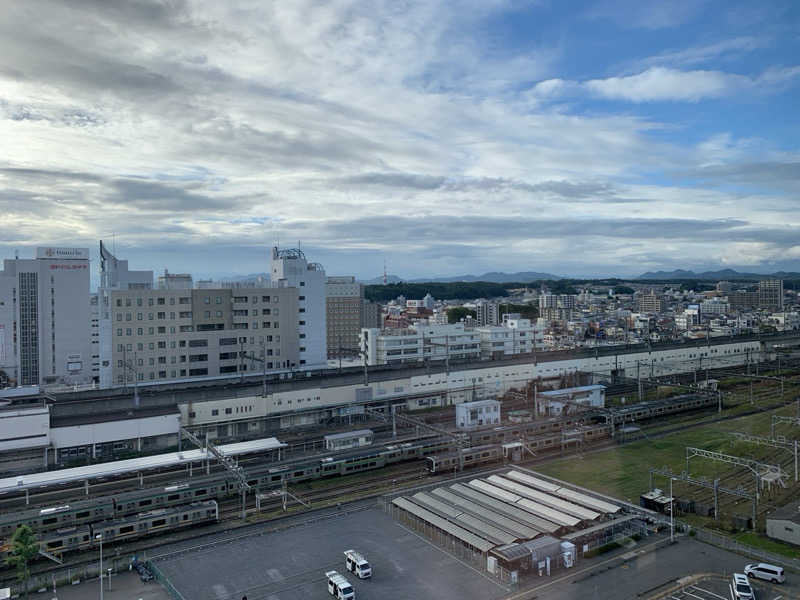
left=325, top=570, right=355, bottom=600
left=344, top=549, right=372, bottom=579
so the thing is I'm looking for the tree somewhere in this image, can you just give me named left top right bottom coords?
left=6, top=525, right=39, bottom=598
left=447, top=307, right=476, bottom=324
left=613, top=285, right=634, bottom=295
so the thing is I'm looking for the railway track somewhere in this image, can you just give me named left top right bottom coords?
left=3, top=393, right=796, bottom=590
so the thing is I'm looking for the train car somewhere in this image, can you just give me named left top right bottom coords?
left=0, top=499, right=115, bottom=538
left=426, top=444, right=503, bottom=473
left=22, top=501, right=219, bottom=561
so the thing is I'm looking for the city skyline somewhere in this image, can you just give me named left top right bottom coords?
left=1, top=1, right=799, bottom=279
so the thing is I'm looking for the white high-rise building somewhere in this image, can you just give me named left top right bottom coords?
left=0, top=247, right=93, bottom=387
left=270, top=247, right=327, bottom=369
left=98, top=241, right=154, bottom=388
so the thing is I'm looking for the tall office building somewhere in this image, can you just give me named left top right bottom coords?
left=0, top=247, right=92, bottom=387
left=325, top=276, right=382, bottom=359
left=759, top=279, right=783, bottom=310
left=270, top=247, right=326, bottom=369
left=326, top=276, right=363, bottom=359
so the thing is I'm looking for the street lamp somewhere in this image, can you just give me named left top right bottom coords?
left=96, top=534, right=103, bottom=600
left=669, top=478, right=675, bottom=543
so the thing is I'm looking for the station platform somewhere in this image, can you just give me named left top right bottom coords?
left=0, top=437, right=285, bottom=494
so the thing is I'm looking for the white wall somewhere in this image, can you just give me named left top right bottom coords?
left=50, top=413, right=180, bottom=448
left=0, top=405, right=50, bottom=451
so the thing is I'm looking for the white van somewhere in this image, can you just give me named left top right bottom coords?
left=344, top=549, right=372, bottom=579
left=326, top=570, right=355, bottom=600
left=732, top=573, right=754, bottom=600
left=745, top=563, right=786, bottom=584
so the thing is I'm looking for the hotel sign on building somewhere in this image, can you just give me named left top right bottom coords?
left=36, top=247, right=90, bottom=260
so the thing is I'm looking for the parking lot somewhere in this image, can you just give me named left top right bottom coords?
left=668, top=576, right=784, bottom=600
left=153, top=507, right=509, bottom=600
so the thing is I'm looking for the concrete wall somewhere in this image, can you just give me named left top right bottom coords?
left=766, top=518, right=800, bottom=547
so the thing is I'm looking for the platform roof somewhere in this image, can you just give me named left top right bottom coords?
left=505, top=471, right=621, bottom=514
left=324, top=429, right=373, bottom=441
left=486, top=475, right=599, bottom=521
left=392, top=497, right=494, bottom=553
left=0, top=437, right=286, bottom=494
left=449, top=484, right=559, bottom=535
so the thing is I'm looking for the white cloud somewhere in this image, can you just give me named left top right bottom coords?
left=0, top=1, right=797, bottom=277
left=585, top=67, right=748, bottom=102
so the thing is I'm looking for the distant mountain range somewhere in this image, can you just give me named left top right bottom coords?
left=638, top=268, right=800, bottom=280
left=361, top=271, right=561, bottom=284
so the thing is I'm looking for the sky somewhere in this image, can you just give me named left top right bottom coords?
left=1, top=0, right=799, bottom=281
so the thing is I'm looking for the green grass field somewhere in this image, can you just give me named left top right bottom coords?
left=536, top=404, right=799, bottom=505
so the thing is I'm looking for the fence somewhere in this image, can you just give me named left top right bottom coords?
left=694, top=528, right=800, bottom=574
left=148, top=559, right=186, bottom=600
left=3, top=549, right=140, bottom=597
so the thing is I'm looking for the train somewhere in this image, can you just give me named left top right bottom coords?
left=426, top=393, right=716, bottom=473
left=0, top=436, right=454, bottom=540
left=0, top=501, right=218, bottom=560
left=0, top=392, right=717, bottom=554
left=426, top=424, right=613, bottom=473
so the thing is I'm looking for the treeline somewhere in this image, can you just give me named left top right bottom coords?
left=365, top=282, right=511, bottom=302
left=364, top=280, right=588, bottom=302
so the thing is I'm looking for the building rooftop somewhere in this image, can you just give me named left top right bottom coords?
left=767, top=502, right=800, bottom=525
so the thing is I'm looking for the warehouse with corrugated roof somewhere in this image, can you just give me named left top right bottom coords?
left=388, top=468, right=641, bottom=582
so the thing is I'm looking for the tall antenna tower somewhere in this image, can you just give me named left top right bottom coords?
left=383, top=259, right=387, bottom=285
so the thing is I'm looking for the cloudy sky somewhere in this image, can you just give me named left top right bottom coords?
left=1, top=0, right=799, bottom=281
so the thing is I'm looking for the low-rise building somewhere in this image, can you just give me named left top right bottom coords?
left=536, top=385, right=605, bottom=417
left=456, top=399, right=501, bottom=428
left=766, top=502, right=800, bottom=546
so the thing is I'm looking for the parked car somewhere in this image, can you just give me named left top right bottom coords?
left=745, top=563, right=785, bottom=584
left=732, top=573, right=755, bottom=600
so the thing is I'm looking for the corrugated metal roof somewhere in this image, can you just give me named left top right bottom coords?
left=470, top=478, right=579, bottom=527
left=0, top=437, right=286, bottom=493
left=551, top=486, right=621, bottom=515
left=431, top=488, right=541, bottom=540
left=411, top=493, right=518, bottom=546
left=505, top=471, right=621, bottom=514
left=411, top=492, right=463, bottom=519
left=392, top=497, right=494, bottom=552
left=487, top=475, right=599, bottom=521
left=491, top=543, right=531, bottom=562
left=562, top=515, right=639, bottom=540
left=515, top=497, right=580, bottom=527
left=450, top=483, right=559, bottom=534
left=504, top=470, right=560, bottom=493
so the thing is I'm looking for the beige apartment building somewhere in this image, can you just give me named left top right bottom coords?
left=109, top=287, right=299, bottom=385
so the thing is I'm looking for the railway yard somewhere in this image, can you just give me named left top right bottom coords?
left=1, top=352, right=800, bottom=598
